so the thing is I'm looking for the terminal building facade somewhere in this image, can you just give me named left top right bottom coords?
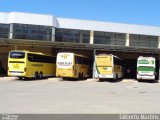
left=0, top=12, right=160, bottom=48
left=0, top=12, right=160, bottom=79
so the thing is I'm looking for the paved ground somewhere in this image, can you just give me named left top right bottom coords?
left=0, top=77, right=160, bottom=114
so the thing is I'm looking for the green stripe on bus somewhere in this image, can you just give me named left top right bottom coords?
left=137, top=67, right=155, bottom=72
left=96, top=64, right=100, bottom=74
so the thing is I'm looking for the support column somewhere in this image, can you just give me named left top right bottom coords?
left=125, top=33, right=130, bottom=46
left=158, top=55, right=160, bottom=80
left=90, top=31, right=94, bottom=44
left=158, top=36, right=160, bottom=48
left=92, top=49, right=96, bottom=79
left=51, top=27, right=55, bottom=42
left=9, top=24, right=14, bottom=39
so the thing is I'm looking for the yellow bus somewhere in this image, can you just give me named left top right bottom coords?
left=56, top=52, right=90, bottom=79
left=8, top=50, right=56, bottom=80
left=94, top=54, right=123, bottom=80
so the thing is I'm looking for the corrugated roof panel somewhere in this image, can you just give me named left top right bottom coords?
left=8, top=12, right=54, bottom=26
left=57, top=18, right=160, bottom=36
left=0, top=12, right=160, bottom=36
left=0, top=12, right=9, bottom=24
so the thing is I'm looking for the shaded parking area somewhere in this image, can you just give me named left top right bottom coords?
left=0, top=41, right=160, bottom=80
left=96, top=50, right=160, bottom=80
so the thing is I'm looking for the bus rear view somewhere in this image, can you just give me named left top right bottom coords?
left=137, top=56, right=156, bottom=80
left=95, top=54, right=114, bottom=79
left=56, top=53, right=74, bottom=78
left=95, top=54, right=123, bottom=80
left=8, top=51, right=26, bottom=77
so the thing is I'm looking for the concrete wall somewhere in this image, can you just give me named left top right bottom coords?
left=0, top=45, right=14, bottom=73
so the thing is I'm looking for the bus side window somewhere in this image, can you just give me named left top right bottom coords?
left=80, top=57, right=83, bottom=64
left=75, top=56, right=80, bottom=64
left=28, top=53, right=34, bottom=62
left=53, top=57, right=56, bottom=63
left=84, top=58, right=88, bottom=65
left=114, top=57, right=123, bottom=66
left=75, top=56, right=90, bottom=65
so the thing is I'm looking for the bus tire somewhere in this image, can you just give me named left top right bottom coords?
left=18, top=77, right=23, bottom=80
left=78, top=73, right=81, bottom=79
left=24, top=77, right=29, bottom=80
left=81, top=73, right=83, bottom=78
left=34, top=72, right=39, bottom=79
left=115, top=74, right=118, bottom=80
left=39, top=72, right=43, bottom=79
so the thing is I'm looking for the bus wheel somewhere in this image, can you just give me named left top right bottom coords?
left=81, top=73, right=83, bottom=78
left=115, top=74, right=118, bottom=80
left=18, top=77, right=23, bottom=80
left=24, top=77, right=29, bottom=80
left=99, top=79, right=103, bottom=82
left=34, top=72, right=39, bottom=79
left=78, top=73, right=81, bottom=80
left=39, top=72, right=43, bottom=79
left=78, top=73, right=82, bottom=80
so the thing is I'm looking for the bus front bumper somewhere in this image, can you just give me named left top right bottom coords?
left=56, top=74, right=75, bottom=78
left=8, top=71, right=26, bottom=77
left=137, top=74, right=155, bottom=80
left=96, top=74, right=114, bottom=79
left=56, top=69, right=75, bottom=78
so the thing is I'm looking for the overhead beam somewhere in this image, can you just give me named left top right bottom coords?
left=0, top=38, right=160, bottom=54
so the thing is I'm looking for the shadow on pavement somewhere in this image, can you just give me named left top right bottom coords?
left=98, top=78, right=123, bottom=83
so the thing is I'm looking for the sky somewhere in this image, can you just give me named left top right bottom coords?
left=0, top=0, right=160, bottom=26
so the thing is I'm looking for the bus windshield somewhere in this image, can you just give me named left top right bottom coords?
left=96, top=55, right=112, bottom=66
left=10, top=52, right=25, bottom=59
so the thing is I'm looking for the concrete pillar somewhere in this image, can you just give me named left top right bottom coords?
left=125, top=33, right=130, bottom=46
left=51, top=27, right=55, bottom=42
left=9, top=24, right=14, bottom=39
left=158, top=36, right=160, bottom=48
left=90, top=31, right=94, bottom=44
left=80, top=31, right=83, bottom=43
left=158, top=55, right=160, bottom=80
left=92, top=49, right=96, bottom=79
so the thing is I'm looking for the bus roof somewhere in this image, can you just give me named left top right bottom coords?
left=58, top=52, right=90, bottom=59
left=138, top=56, right=155, bottom=60
left=9, top=50, right=55, bottom=57
left=96, top=54, right=113, bottom=56
left=96, top=54, right=122, bottom=60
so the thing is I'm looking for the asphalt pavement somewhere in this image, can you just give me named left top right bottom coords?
left=0, top=77, right=159, bottom=114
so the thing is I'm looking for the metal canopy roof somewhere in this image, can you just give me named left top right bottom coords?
left=0, top=38, right=160, bottom=54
